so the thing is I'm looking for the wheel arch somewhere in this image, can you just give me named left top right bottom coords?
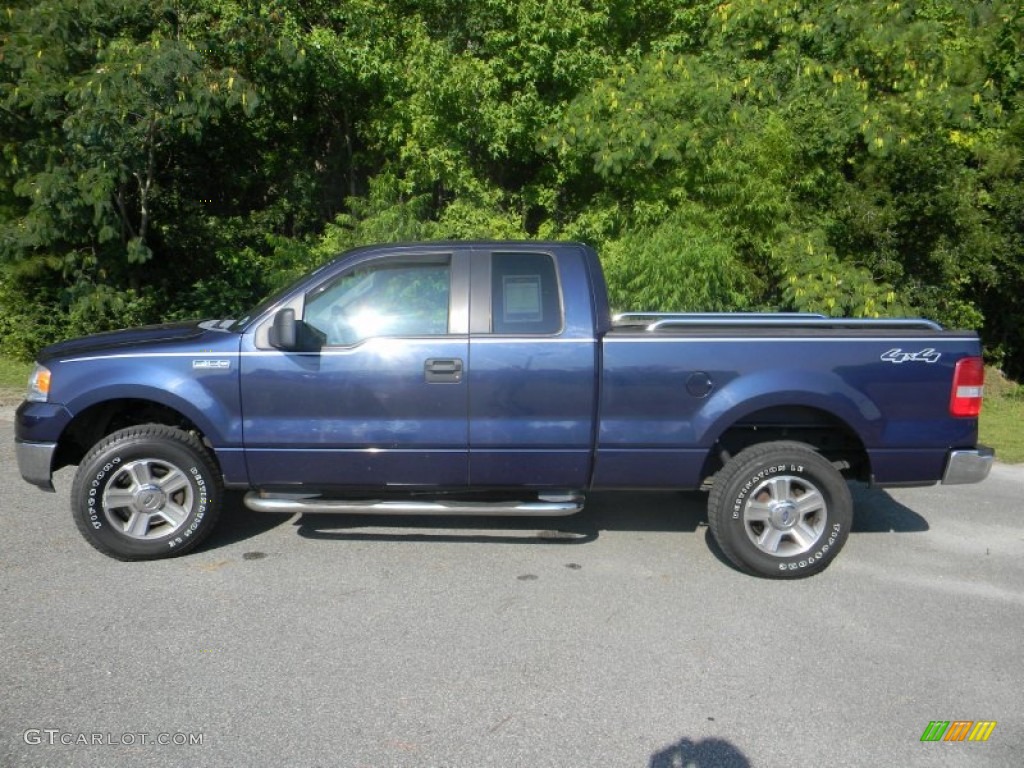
left=701, top=402, right=872, bottom=483
left=54, top=395, right=216, bottom=473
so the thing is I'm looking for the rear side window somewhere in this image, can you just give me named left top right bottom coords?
left=491, top=252, right=562, bottom=335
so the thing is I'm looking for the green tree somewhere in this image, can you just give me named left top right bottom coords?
left=1, top=0, right=1021, bottom=377
left=0, top=0, right=258, bottom=352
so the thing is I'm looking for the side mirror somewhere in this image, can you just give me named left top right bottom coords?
left=268, top=308, right=298, bottom=350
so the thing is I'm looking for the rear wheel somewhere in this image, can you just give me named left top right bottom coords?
left=707, top=441, right=852, bottom=578
left=71, top=425, right=223, bottom=560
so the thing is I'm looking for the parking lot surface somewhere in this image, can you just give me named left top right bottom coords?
left=2, top=409, right=1022, bottom=767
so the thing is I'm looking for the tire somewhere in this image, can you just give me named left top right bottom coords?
left=71, top=425, right=223, bottom=561
left=707, top=441, right=852, bottom=579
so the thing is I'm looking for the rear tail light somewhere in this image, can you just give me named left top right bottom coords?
left=950, top=356, right=984, bottom=418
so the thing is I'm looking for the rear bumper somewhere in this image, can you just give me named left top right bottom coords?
left=942, top=446, right=995, bottom=485
left=15, top=440, right=57, bottom=492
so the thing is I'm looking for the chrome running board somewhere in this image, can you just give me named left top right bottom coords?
left=243, top=492, right=585, bottom=517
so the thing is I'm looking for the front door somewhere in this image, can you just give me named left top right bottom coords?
left=241, top=250, right=470, bottom=490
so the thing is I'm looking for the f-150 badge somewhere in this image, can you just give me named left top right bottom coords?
left=192, top=359, right=231, bottom=369
left=881, top=348, right=941, bottom=364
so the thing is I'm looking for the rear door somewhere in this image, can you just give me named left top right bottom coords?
left=467, top=247, right=599, bottom=488
left=241, top=249, right=470, bottom=490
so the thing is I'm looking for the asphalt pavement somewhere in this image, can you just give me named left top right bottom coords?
left=1, top=407, right=1022, bottom=768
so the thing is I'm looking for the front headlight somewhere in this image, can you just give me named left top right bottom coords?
left=26, top=364, right=52, bottom=403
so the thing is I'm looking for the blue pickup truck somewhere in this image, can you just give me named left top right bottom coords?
left=15, top=241, right=993, bottom=577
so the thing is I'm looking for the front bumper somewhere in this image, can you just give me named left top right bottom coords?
left=942, top=446, right=995, bottom=485
left=15, top=440, right=58, bottom=492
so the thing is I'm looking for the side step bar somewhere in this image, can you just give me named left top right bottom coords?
left=243, top=492, right=585, bottom=517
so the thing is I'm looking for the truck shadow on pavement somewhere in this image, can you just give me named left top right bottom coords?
left=291, top=491, right=704, bottom=546
left=849, top=482, right=929, bottom=533
left=199, top=491, right=294, bottom=551
left=649, top=736, right=751, bottom=768
left=201, top=484, right=928, bottom=555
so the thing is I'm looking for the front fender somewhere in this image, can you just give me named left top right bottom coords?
left=51, top=354, right=242, bottom=448
left=64, top=383, right=242, bottom=447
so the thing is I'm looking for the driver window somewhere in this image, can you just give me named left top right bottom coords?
left=305, top=257, right=451, bottom=346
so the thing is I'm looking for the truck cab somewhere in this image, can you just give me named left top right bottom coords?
left=237, top=242, right=605, bottom=493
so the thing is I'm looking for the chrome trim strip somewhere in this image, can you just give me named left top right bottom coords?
left=614, top=311, right=827, bottom=323
left=646, top=317, right=942, bottom=331
left=244, top=492, right=585, bottom=516
left=61, top=352, right=241, bottom=363
left=603, top=336, right=977, bottom=344
left=469, top=337, right=596, bottom=344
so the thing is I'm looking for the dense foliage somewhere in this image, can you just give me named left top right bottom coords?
left=2, top=1, right=1022, bottom=374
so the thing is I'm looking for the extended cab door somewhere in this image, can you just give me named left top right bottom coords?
left=240, top=249, right=470, bottom=490
left=467, top=246, right=599, bottom=488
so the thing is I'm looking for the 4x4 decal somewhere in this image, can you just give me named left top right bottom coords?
left=881, top=348, right=941, bottom=364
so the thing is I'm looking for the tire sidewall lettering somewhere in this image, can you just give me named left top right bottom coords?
left=778, top=522, right=843, bottom=571
left=171, top=466, right=208, bottom=547
left=86, top=456, right=122, bottom=530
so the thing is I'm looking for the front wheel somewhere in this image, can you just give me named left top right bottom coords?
left=71, top=425, right=223, bottom=560
left=707, top=441, right=852, bottom=578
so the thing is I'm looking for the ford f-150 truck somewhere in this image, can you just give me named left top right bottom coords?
left=15, top=241, right=994, bottom=577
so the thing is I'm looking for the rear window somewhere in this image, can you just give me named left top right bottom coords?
left=491, top=252, right=563, bottom=335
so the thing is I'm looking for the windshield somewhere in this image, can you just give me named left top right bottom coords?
left=228, top=261, right=334, bottom=331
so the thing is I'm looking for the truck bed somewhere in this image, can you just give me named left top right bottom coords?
left=595, top=314, right=981, bottom=489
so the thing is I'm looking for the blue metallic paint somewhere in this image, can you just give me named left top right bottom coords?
left=36, top=321, right=206, bottom=362
left=53, top=344, right=243, bottom=446
left=593, top=333, right=980, bottom=488
left=239, top=340, right=471, bottom=488
left=591, top=448, right=711, bottom=490
left=467, top=338, right=597, bottom=487
left=865, top=449, right=949, bottom=485
left=17, top=328, right=242, bottom=447
left=465, top=246, right=600, bottom=487
left=236, top=244, right=473, bottom=489
left=15, top=402, right=74, bottom=444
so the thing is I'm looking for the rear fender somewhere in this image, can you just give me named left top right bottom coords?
left=695, top=370, right=880, bottom=449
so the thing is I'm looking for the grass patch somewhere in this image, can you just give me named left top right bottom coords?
left=0, top=357, right=32, bottom=405
left=0, top=357, right=32, bottom=391
left=980, top=367, right=1024, bottom=464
